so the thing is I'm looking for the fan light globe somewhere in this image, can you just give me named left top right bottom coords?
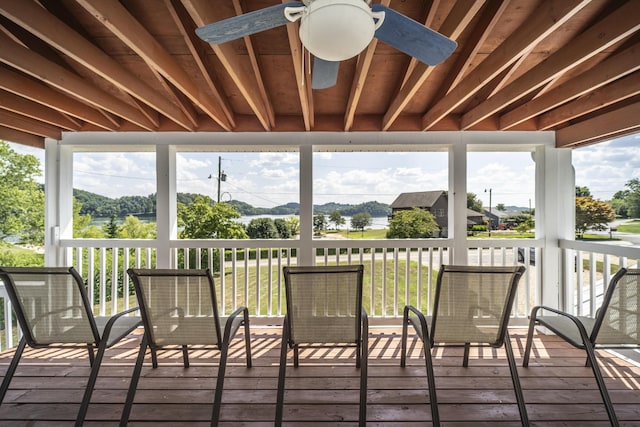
left=299, top=0, right=378, bottom=61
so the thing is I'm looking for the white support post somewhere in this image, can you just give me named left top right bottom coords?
left=536, top=144, right=574, bottom=309
left=44, top=139, right=73, bottom=267
left=299, top=144, right=314, bottom=265
left=155, top=144, right=177, bottom=268
left=449, top=141, right=468, bottom=264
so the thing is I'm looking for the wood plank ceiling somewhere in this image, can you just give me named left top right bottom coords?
left=0, top=0, right=639, bottom=149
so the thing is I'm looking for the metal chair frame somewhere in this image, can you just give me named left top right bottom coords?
left=0, top=266, right=141, bottom=426
left=276, top=264, right=368, bottom=426
left=400, top=264, right=529, bottom=427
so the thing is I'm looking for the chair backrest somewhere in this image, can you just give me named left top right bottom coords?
left=283, top=264, right=364, bottom=345
left=0, top=267, right=99, bottom=346
left=431, top=264, right=525, bottom=347
left=127, top=268, right=222, bottom=347
left=593, top=268, right=640, bottom=346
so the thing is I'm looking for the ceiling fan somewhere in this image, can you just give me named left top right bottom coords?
left=195, top=0, right=457, bottom=89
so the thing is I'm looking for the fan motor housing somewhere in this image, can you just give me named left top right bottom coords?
left=299, top=0, right=383, bottom=61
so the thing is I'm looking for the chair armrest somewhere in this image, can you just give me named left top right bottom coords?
left=100, top=306, right=141, bottom=347
left=530, top=305, right=592, bottom=347
left=222, top=306, right=250, bottom=345
left=403, top=305, right=432, bottom=346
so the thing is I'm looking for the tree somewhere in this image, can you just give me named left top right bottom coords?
left=386, top=208, right=439, bottom=238
left=73, top=198, right=104, bottom=238
left=329, top=211, right=345, bottom=230
left=285, top=216, right=300, bottom=236
left=624, top=178, right=640, bottom=218
left=467, top=192, right=483, bottom=212
left=0, top=141, right=44, bottom=244
left=611, top=189, right=629, bottom=217
left=575, top=186, right=591, bottom=197
left=351, top=212, right=372, bottom=236
left=274, top=218, right=292, bottom=238
left=575, top=196, right=615, bottom=239
left=178, top=197, right=247, bottom=239
left=495, top=203, right=506, bottom=211
left=103, top=213, right=119, bottom=238
left=313, top=214, right=327, bottom=235
left=119, top=215, right=156, bottom=239
left=246, top=217, right=279, bottom=239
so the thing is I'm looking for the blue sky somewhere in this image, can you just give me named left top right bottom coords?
left=8, top=133, right=639, bottom=209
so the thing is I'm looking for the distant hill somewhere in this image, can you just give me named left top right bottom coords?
left=73, top=189, right=391, bottom=218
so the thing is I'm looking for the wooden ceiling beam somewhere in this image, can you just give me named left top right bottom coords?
left=181, top=0, right=272, bottom=130
left=344, top=0, right=391, bottom=131
left=461, top=1, right=640, bottom=129
left=556, top=101, right=640, bottom=147
left=0, top=0, right=197, bottom=130
left=75, top=0, right=235, bottom=131
left=165, top=0, right=235, bottom=127
left=422, top=0, right=591, bottom=130
left=0, top=66, right=117, bottom=131
left=501, top=43, right=640, bottom=129
left=282, top=1, right=312, bottom=131
left=0, top=109, right=61, bottom=139
left=0, top=124, right=44, bottom=148
left=433, top=0, right=510, bottom=100
left=0, top=32, right=156, bottom=130
left=231, top=0, right=275, bottom=128
left=382, top=0, right=484, bottom=131
left=540, top=72, right=640, bottom=130
left=0, top=89, right=80, bottom=131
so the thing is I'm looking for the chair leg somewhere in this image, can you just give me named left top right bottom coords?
left=400, top=310, right=409, bottom=368
left=522, top=309, right=538, bottom=367
left=87, top=343, right=95, bottom=366
left=120, top=336, right=148, bottom=426
left=182, top=344, right=189, bottom=368
left=0, top=338, right=26, bottom=404
left=462, top=343, right=470, bottom=367
left=275, top=317, right=290, bottom=427
left=359, top=315, right=368, bottom=427
left=583, top=343, right=619, bottom=426
left=504, top=330, right=529, bottom=427
left=150, top=347, right=158, bottom=369
left=293, top=344, right=299, bottom=367
left=211, top=342, right=230, bottom=427
left=76, top=337, right=110, bottom=425
left=242, top=317, right=252, bottom=368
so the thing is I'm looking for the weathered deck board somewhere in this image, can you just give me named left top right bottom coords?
left=0, top=327, right=639, bottom=426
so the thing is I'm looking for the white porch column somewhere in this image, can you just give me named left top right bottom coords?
left=155, top=144, right=177, bottom=268
left=449, top=140, right=468, bottom=264
left=44, top=139, right=73, bottom=267
left=536, top=144, right=574, bottom=308
left=298, top=144, right=314, bottom=265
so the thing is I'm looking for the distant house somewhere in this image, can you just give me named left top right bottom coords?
left=484, top=208, right=511, bottom=229
left=390, top=191, right=485, bottom=237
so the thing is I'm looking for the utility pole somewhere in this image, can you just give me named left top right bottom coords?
left=210, top=156, right=226, bottom=203
left=485, top=188, right=492, bottom=237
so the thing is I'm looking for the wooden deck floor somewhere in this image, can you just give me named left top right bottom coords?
left=1, top=326, right=639, bottom=426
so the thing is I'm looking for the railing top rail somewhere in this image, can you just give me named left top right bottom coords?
left=560, top=239, right=640, bottom=259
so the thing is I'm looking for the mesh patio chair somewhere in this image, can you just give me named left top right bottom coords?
left=0, top=266, right=141, bottom=426
left=401, top=264, right=528, bottom=427
left=123, top=268, right=251, bottom=427
left=523, top=267, right=640, bottom=427
left=276, top=265, right=368, bottom=426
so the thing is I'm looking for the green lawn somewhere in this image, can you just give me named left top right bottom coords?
left=617, top=220, right=640, bottom=233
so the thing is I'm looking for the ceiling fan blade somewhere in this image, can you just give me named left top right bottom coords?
left=196, top=2, right=304, bottom=44
left=312, top=58, right=340, bottom=89
left=372, top=4, right=457, bottom=66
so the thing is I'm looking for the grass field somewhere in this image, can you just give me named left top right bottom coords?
left=617, top=220, right=640, bottom=233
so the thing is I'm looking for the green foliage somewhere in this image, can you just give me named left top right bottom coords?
left=313, top=214, right=327, bottom=234
left=351, top=212, right=372, bottom=235
left=0, top=141, right=44, bottom=245
left=103, top=214, right=119, bottom=238
left=495, top=203, right=506, bottom=211
left=0, top=242, right=44, bottom=266
left=386, top=208, right=439, bottom=238
left=575, top=186, right=591, bottom=197
left=575, top=196, right=615, bottom=238
left=467, top=192, right=483, bottom=212
left=285, top=216, right=300, bottom=236
left=329, top=211, right=346, bottom=230
left=119, top=215, right=156, bottom=238
left=624, top=178, right=640, bottom=218
left=246, top=217, right=279, bottom=239
left=178, top=197, right=247, bottom=239
left=274, top=218, right=292, bottom=238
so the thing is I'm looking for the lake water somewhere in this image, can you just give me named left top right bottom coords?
left=236, top=214, right=389, bottom=229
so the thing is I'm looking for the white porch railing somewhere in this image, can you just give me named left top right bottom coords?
left=5, top=238, right=636, bottom=351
